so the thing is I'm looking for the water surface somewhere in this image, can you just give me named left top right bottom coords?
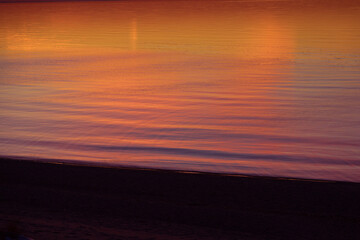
left=1, top=0, right=360, bottom=181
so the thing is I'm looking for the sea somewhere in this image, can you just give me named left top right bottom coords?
left=1, top=0, right=360, bottom=182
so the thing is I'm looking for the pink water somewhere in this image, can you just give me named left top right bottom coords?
left=1, top=0, right=360, bottom=181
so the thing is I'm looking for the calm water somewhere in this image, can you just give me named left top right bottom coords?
left=1, top=0, right=360, bottom=182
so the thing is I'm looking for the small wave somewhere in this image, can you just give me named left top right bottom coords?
left=2, top=137, right=359, bottom=166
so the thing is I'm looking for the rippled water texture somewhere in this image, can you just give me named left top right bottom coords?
left=1, top=0, right=360, bottom=181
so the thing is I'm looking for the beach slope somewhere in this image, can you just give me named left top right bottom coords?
left=1, top=157, right=360, bottom=239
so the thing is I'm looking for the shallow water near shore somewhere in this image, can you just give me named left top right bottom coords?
left=1, top=0, right=360, bottom=182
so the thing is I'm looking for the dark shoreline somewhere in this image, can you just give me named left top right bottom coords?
left=1, top=157, right=360, bottom=239
left=1, top=155, right=353, bottom=184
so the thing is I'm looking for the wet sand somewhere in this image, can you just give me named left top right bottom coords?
left=1, top=157, right=360, bottom=239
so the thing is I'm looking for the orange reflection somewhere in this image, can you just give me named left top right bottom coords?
left=0, top=0, right=359, bottom=181
left=131, top=18, right=137, bottom=51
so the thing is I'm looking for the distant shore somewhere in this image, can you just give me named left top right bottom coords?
left=0, top=0, right=114, bottom=3
left=1, top=157, right=360, bottom=239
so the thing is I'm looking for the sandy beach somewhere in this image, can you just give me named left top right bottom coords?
left=0, top=157, right=359, bottom=239
left=1, top=0, right=360, bottom=239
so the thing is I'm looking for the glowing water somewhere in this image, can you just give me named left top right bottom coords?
left=1, top=0, right=360, bottom=181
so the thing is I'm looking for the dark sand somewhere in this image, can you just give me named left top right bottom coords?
left=1, top=157, right=360, bottom=240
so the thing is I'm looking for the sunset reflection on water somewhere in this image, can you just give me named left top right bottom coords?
left=0, top=0, right=360, bottom=181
